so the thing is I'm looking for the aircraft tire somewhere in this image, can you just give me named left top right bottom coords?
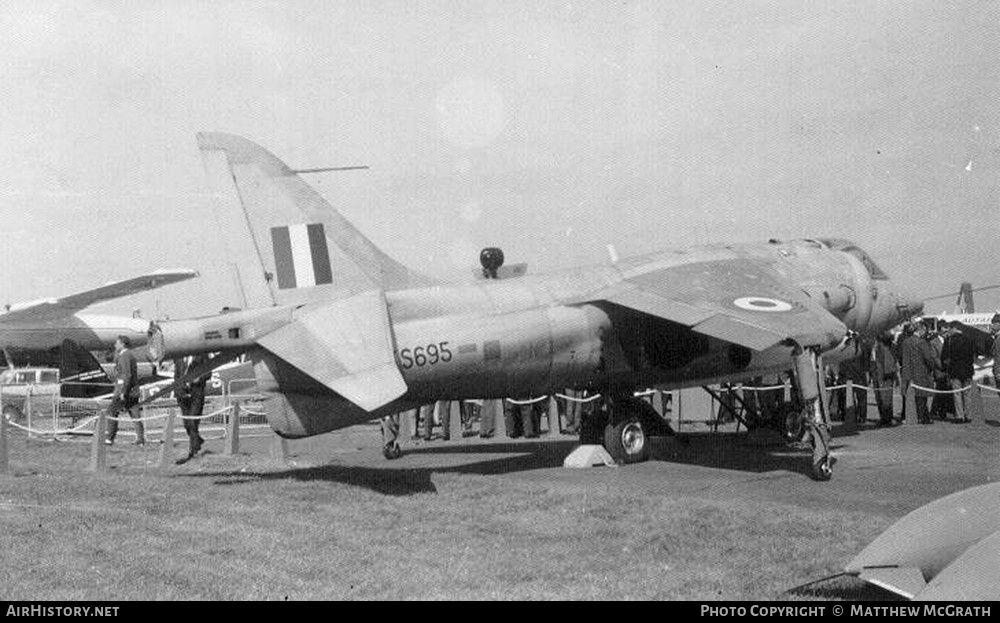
left=603, top=417, right=649, bottom=465
left=2, top=404, right=23, bottom=422
left=811, top=456, right=832, bottom=481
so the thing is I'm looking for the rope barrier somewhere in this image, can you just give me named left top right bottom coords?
left=910, top=383, right=972, bottom=395
left=555, top=393, right=604, bottom=404
left=978, top=383, right=1000, bottom=394
left=825, top=383, right=874, bottom=392
left=105, top=411, right=169, bottom=423
left=737, top=385, right=787, bottom=392
left=4, top=414, right=100, bottom=436
left=176, top=405, right=233, bottom=420
left=505, top=396, right=549, bottom=405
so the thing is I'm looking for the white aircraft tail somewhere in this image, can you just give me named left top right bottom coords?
left=196, top=132, right=433, bottom=309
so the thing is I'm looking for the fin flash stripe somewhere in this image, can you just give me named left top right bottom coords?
left=271, top=224, right=333, bottom=289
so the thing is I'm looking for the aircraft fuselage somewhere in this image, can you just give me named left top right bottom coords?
left=241, top=239, right=921, bottom=437
left=0, top=313, right=151, bottom=352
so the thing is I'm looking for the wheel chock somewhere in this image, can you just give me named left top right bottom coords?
left=563, top=444, right=617, bottom=468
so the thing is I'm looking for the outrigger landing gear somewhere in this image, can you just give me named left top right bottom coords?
left=790, top=344, right=833, bottom=481
left=579, top=394, right=674, bottom=465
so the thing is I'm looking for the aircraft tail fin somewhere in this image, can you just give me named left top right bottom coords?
left=196, top=132, right=433, bottom=309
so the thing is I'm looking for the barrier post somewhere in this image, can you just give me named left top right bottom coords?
left=89, top=410, right=107, bottom=473
left=25, top=386, right=33, bottom=440
left=158, top=408, right=177, bottom=471
left=270, top=434, right=288, bottom=463
left=547, top=396, right=560, bottom=435
left=449, top=401, right=463, bottom=440
left=859, top=383, right=871, bottom=425
left=844, top=380, right=856, bottom=430
left=905, top=385, right=918, bottom=425
left=968, top=382, right=984, bottom=425
left=675, top=389, right=683, bottom=432
left=406, top=408, right=418, bottom=440
left=494, top=399, right=507, bottom=438
left=0, top=408, right=9, bottom=475
left=225, top=402, right=240, bottom=456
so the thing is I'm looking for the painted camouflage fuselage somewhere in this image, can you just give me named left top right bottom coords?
left=250, top=239, right=919, bottom=437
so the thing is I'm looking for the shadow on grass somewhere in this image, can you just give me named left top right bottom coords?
left=648, top=432, right=842, bottom=480
left=188, top=440, right=578, bottom=495
left=201, top=464, right=440, bottom=496
left=179, top=431, right=838, bottom=494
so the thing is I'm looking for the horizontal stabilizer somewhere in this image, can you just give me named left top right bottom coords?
left=258, top=290, right=407, bottom=411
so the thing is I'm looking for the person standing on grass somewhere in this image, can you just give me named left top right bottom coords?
left=174, top=354, right=210, bottom=461
left=105, top=335, right=143, bottom=446
left=869, top=332, right=898, bottom=426
left=941, top=322, right=975, bottom=423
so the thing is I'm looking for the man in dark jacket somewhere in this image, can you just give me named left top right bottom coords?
left=870, top=332, right=898, bottom=426
left=174, top=354, right=210, bottom=460
left=105, top=335, right=144, bottom=445
left=900, top=322, right=941, bottom=424
left=941, top=323, right=976, bottom=423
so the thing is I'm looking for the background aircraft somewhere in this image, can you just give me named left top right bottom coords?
left=145, top=133, right=923, bottom=480
left=0, top=270, right=198, bottom=360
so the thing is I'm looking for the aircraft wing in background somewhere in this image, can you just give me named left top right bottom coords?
left=576, top=258, right=848, bottom=351
left=0, top=269, right=199, bottom=324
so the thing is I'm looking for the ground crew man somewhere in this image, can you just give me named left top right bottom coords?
left=900, top=322, right=940, bottom=424
left=419, top=401, right=451, bottom=441
left=941, top=323, right=975, bottom=423
left=869, top=332, right=898, bottom=426
left=105, top=335, right=144, bottom=445
left=174, top=354, right=210, bottom=461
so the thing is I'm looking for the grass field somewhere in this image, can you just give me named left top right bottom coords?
left=2, top=409, right=996, bottom=600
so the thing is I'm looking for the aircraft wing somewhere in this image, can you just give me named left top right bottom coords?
left=576, top=258, right=847, bottom=351
left=0, top=269, right=199, bottom=324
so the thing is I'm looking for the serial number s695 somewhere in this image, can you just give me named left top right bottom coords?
left=397, top=342, right=452, bottom=369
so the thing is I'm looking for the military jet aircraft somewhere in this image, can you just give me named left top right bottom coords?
left=0, top=269, right=198, bottom=357
left=146, top=133, right=923, bottom=480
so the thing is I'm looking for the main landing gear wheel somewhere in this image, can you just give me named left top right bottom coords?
left=382, top=442, right=402, bottom=460
left=603, top=416, right=650, bottom=465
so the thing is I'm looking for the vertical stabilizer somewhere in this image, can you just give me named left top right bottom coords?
left=196, top=132, right=432, bottom=308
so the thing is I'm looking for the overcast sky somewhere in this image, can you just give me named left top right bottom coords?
left=1, top=0, right=997, bottom=318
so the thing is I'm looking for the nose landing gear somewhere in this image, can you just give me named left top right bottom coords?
left=790, top=344, right=833, bottom=481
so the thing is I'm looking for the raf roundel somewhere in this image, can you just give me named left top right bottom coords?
left=732, top=296, right=794, bottom=312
